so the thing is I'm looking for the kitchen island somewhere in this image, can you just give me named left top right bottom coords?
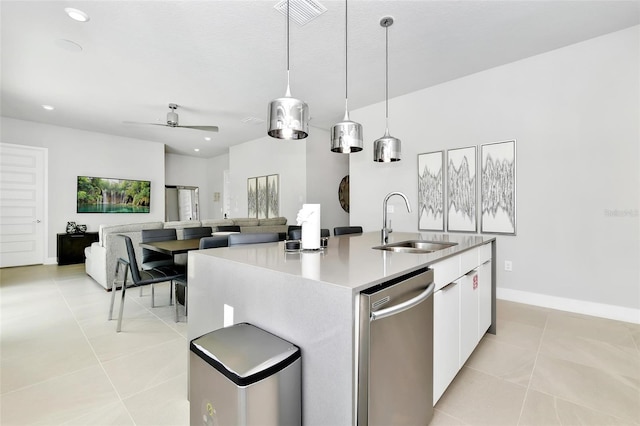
left=187, top=231, right=496, bottom=425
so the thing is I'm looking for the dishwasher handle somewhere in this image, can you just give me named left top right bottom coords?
left=370, top=282, right=435, bottom=322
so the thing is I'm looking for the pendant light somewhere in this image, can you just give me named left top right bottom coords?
left=267, top=0, right=309, bottom=140
left=373, top=16, right=401, bottom=162
left=330, top=0, right=363, bottom=153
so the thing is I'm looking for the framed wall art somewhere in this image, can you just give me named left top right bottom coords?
left=480, top=140, right=516, bottom=234
left=417, top=151, right=444, bottom=231
left=247, top=178, right=257, bottom=218
left=77, top=176, right=150, bottom=213
left=248, top=174, right=280, bottom=219
left=446, top=146, right=477, bottom=233
left=256, top=176, right=267, bottom=219
left=267, top=174, right=279, bottom=218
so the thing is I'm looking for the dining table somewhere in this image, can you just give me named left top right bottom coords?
left=139, top=238, right=202, bottom=256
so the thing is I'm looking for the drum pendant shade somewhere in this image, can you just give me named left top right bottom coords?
left=268, top=92, right=309, bottom=140
left=331, top=111, right=363, bottom=153
left=373, top=130, right=401, bottom=162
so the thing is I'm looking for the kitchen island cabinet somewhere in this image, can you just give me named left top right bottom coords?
left=187, top=231, right=495, bottom=426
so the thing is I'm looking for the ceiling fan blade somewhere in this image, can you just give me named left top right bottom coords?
left=123, top=121, right=168, bottom=127
left=177, top=125, right=219, bottom=132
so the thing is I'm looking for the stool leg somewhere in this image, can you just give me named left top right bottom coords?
left=108, top=263, right=119, bottom=321
left=174, top=281, right=179, bottom=322
left=109, top=260, right=126, bottom=320
left=116, top=268, right=129, bottom=332
left=151, top=284, right=155, bottom=308
left=185, top=285, right=188, bottom=316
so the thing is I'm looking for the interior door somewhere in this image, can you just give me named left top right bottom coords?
left=0, top=143, right=46, bottom=267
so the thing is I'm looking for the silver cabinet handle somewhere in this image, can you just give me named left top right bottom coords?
left=370, top=282, right=435, bottom=322
left=440, top=280, right=458, bottom=291
left=464, top=267, right=479, bottom=277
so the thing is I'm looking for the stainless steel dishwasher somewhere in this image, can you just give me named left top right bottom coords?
left=358, top=267, right=434, bottom=426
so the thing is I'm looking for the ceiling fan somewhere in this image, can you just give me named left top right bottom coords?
left=125, top=103, right=219, bottom=132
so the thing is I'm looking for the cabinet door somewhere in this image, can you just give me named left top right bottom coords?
left=459, top=269, right=480, bottom=366
left=478, top=260, right=492, bottom=337
left=433, top=281, right=460, bottom=404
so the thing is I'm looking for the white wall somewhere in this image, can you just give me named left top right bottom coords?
left=165, top=153, right=229, bottom=220
left=207, top=153, right=229, bottom=220
left=350, top=27, right=639, bottom=313
left=306, top=127, right=350, bottom=230
left=229, top=135, right=307, bottom=223
left=165, top=153, right=211, bottom=219
left=227, top=128, right=350, bottom=229
left=1, top=117, right=166, bottom=261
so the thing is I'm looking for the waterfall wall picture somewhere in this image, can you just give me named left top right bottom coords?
left=76, top=176, right=150, bottom=213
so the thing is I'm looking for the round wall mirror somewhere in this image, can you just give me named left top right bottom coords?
left=338, top=175, right=349, bottom=213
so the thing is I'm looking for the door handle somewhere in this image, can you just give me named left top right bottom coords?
left=33, top=220, right=41, bottom=223
left=370, top=282, right=435, bottom=322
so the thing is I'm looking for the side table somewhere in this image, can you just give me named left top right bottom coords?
left=57, top=232, right=99, bottom=265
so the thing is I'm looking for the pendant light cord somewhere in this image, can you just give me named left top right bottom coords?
left=385, top=24, right=389, bottom=131
left=344, top=0, right=348, bottom=104
left=286, top=0, right=291, bottom=97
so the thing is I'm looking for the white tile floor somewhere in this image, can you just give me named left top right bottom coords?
left=1, top=264, right=639, bottom=425
left=1, top=264, right=188, bottom=426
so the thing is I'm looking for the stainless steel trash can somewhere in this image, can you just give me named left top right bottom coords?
left=189, top=323, right=301, bottom=426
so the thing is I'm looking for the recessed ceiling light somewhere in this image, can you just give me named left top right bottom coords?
left=204, top=137, right=211, bottom=141
left=194, top=148, right=200, bottom=152
left=55, top=39, right=83, bottom=52
left=64, top=8, right=90, bottom=22
left=42, top=105, right=54, bottom=111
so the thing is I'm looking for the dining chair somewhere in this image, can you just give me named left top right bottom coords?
left=172, top=235, right=230, bottom=323
left=228, top=232, right=279, bottom=246
left=109, top=234, right=185, bottom=332
left=215, top=225, right=241, bottom=233
left=199, top=235, right=229, bottom=249
left=334, top=226, right=363, bottom=236
left=140, top=228, right=185, bottom=305
left=183, top=226, right=213, bottom=240
left=141, top=228, right=177, bottom=270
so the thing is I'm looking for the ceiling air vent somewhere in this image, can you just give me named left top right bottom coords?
left=274, top=0, right=327, bottom=26
left=241, top=117, right=265, bottom=125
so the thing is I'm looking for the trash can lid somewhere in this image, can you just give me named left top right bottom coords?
left=190, top=323, right=300, bottom=386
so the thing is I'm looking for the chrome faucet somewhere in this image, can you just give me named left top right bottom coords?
left=382, top=192, right=412, bottom=244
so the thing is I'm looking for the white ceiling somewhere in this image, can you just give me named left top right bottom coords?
left=2, top=1, right=638, bottom=158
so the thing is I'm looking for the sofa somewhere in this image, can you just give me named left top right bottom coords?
left=84, top=217, right=288, bottom=289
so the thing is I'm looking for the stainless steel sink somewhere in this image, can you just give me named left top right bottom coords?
left=372, top=240, right=458, bottom=254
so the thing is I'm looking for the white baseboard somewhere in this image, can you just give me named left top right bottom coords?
left=44, top=257, right=57, bottom=265
left=497, top=288, right=640, bottom=325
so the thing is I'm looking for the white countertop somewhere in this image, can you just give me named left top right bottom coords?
left=193, top=231, right=495, bottom=292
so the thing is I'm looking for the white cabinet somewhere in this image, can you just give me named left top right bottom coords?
left=459, top=268, right=480, bottom=365
left=433, top=280, right=460, bottom=404
left=431, top=242, right=493, bottom=404
left=432, top=254, right=460, bottom=291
